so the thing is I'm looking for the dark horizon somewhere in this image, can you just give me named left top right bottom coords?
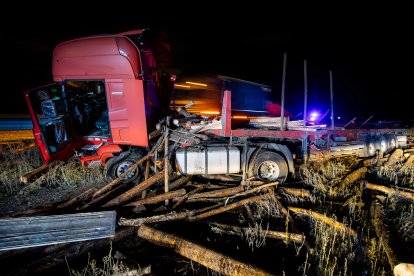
left=1, top=3, right=412, bottom=122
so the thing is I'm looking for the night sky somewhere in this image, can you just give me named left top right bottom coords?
left=1, top=3, right=412, bottom=122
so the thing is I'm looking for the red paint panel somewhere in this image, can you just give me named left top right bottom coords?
left=106, top=79, right=148, bottom=147
left=53, top=36, right=141, bottom=81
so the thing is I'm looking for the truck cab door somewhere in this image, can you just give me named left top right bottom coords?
left=25, top=84, right=76, bottom=163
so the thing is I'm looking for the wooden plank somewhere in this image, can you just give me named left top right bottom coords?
left=0, top=211, right=116, bottom=251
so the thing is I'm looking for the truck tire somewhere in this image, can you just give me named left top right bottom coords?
left=377, top=135, right=388, bottom=154
left=104, top=152, right=143, bottom=183
left=249, top=150, right=288, bottom=183
left=366, top=138, right=378, bottom=157
left=384, top=134, right=397, bottom=151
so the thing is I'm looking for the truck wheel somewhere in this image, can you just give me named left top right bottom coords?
left=104, top=152, right=142, bottom=183
left=384, top=134, right=397, bottom=151
left=366, top=138, right=378, bottom=156
left=250, top=151, right=288, bottom=183
left=377, top=135, right=388, bottom=154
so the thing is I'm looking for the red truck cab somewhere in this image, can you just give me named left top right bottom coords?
left=25, top=29, right=174, bottom=181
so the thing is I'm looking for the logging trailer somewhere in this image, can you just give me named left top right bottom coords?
left=24, top=29, right=409, bottom=186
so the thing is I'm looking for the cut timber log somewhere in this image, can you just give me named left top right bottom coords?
left=188, top=186, right=244, bottom=200
left=93, top=133, right=166, bottom=199
left=370, top=202, right=414, bottom=270
left=189, top=193, right=271, bottom=221
left=19, top=160, right=63, bottom=185
left=137, top=224, right=272, bottom=276
left=365, top=183, right=414, bottom=201
left=386, top=149, right=404, bottom=167
left=169, top=175, right=193, bottom=190
left=124, top=189, right=187, bottom=207
left=57, top=188, right=98, bottom=209
left=209, top=222, right=305, bottom=244
left=92, top=153, right=154, bottom=199
left=119, top=210, right=192, bottom=226
left=288, top=207, right=358, bottom=238
left=77, top=182, right=131, bottom=211
left=13, top=142, right=36, bottom=154
left=400, top=155, right=414, bottom=172
left=280, top=187, right=311, bottom=198
left=172, top=186, right=205, bottom=208
left=394, top=263, right=414, bottom=276
left=102, top=170, right=165, bottom=208
left=336, top=167, right=367, bottom=192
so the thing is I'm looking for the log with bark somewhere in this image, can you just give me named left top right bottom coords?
left=209, top=222, right=305, bottom=244
left=287, top=206, right=358, bottom=238
left=19, top=160, right=64, bottom=185
left=137, top=224, right=272, bottom=276
left=189, top=193, right=271, bottom=221
left=370, top=202, right=414, bottom=270
left=365, top=183, right=414, bottom=201
left=102, top=170, right=165, bottom=207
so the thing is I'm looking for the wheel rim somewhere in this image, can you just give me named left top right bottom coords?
left=390, top=139, right=396, bottom=149
left=368, top=142, right=376, bottom=156
left=258, top=161, right=280, bottom=180
left=380, top=139, right=387, bottom=153
left=115, top=160, right=138, bottom=180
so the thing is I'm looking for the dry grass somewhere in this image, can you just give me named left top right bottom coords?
left=43, top=159, right=104, bottom=189
left=386, top=196, right=414, bottom=242
left=0, top=141, right=42, bottom=195
left=69, top=243, right=145, bottom=276
left=309, top=213, right=358, bottom=275
left=367, top=238, right=389, bottom=276
left=377, top=155, right=414, bottom=188
left=299, top=157, right=363, bottom=199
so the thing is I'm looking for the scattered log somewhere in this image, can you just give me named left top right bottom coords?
left=258, top=191, right=313, bottom=253
left=169, top=175, right=193, bottom=190
left=335, top=167, right=367, bottom=192
left=187, top=183, right=237, bottom=189
left=287, top=207, right=358, bottom=238
left=394, top=263, right=414, bottom=276
left=141, top=158, right=151, bottom=199
left=102, top=170, right=165, bottom=208
left=280, top=187, right=311, bottom=198
left=164, top=131, right=170, bottom=206
left=92, top=153, right=155, bottom=199
left=362, top=157, right=376, bottom=167
left=209, top=222, right=305, bottom=244
left=365, top=183, right=414, bottom=201
left=9, top=203, right=60, bottom=218
left=77, top=182, right=131, bottom=211
left=137, top=224, right=272, bottom=276
left=119, top=210, right=192, bottom=226
left=12, top=142, right=36, bottom=153
left=124, top=189, right=187, bottom=207
left=19, top=160, right=64, bottom=185
left=189, top=193, right=271, bottom=221
left=188, top=185, right=244, bottom=200
left=226, top=182, right=279, bottom=201
left=370, top=202, right=414, bottom=270
left=386, top=148, right=404, bottom=167
left=172, top=186, right=205, bottom=209
left=93, top=133, right=167, bottom=199
left=56, top=187, right=98, bottom=209
left=400, top=155, right=414, bottom=172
